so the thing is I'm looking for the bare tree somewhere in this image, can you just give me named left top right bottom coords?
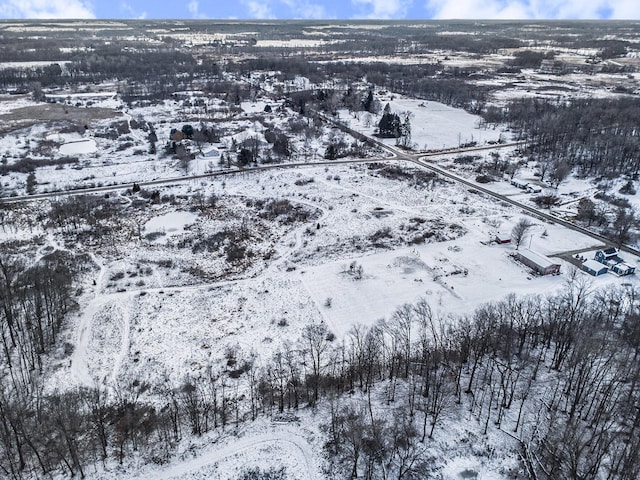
left=612, top=207, right=637, bottom=247
left=302, top=322, right=332, bottom=404
left=511, top=218, right=535, bottom=250
left=549, top=161, right=572, bottom=188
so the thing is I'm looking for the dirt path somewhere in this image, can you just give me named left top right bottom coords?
left=135, top=424, right=322, bottom=480
left=70, top=253, right=107, bottom=386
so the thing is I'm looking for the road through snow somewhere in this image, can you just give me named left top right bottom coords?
left=135, top=424, right=322, bottom=480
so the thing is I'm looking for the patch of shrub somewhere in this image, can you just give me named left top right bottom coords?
left=238, top=466, right=287, bottom=480
left=1, top=156, right=78, bottom=174
left=533, top=194, right=561, bottom=208
left=144, top=231, right=166, bottom=241
left=454, top=155, right=480, bottom=165
left=259, top=199, right=315, bottom=224
left=116, top=141, right=134, bottom=151
left=619, top=180, right=637, bottom=195
left=370, top=165, right=440, bottom=187
left=370, top=226, right=393, bottom=246
left=475, top=174, right=493, bottom=183
left=110, top=271, right=125, bottom=281
left=594, top=191, right=631, bottom=208
left=294, top=177, right=314, bottom=186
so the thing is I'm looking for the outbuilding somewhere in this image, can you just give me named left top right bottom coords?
left=494, top=233, right=512, bottom=244
left=515, top=248, right=561, bottom=275
left=511, top=179, right=529, bottom=189
left=611, top=263, right=635, bottom=276
left=200, top=147, right=220, bottom=158
left=583, top=259, right=609, bottom=277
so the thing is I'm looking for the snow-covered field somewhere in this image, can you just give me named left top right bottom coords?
left=4, top=138, right=636, bottom=480
left=336, top=95, right=507, bottom=151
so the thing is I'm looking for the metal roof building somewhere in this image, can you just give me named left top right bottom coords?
left=515, top=248, right=561, bottom=275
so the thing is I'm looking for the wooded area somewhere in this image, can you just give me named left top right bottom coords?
left=2, top=270, right=640, bottom=479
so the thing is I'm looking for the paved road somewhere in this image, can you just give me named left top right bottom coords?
left=4, top=110, right=638, bottom=259
left=0, top=144, right=518, bottom=204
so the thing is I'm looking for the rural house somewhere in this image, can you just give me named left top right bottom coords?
left=594, top=248, right=635, bottom=275
left=595, top=247, right=623, bottom=267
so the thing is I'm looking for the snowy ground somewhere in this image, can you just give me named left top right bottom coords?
left=3, top=79, right=640, bottom=479
left=336, top=94, right=508, bottom=151
left=1, top=122, right=631, bottom=478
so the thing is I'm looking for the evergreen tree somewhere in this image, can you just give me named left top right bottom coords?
left=378, top=103, right=401, bottom=138
left=362, top=88, right=375, bottom=113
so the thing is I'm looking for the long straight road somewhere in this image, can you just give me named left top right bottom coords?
left=0, top=143, right=519, bottom=204
left=3, top=111, right=637, bottom=258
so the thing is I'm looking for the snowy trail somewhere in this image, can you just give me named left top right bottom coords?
left=135, top=426, right=322, bottom=480
left=70, top=253, right=107, bottom=386
left=109, top=292, right=134, bottom=384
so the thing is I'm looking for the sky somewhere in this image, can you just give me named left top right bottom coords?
left=0, top=0, right=638, bottom=20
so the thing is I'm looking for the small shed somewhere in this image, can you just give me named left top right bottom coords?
left=515, top=248, right=561, bottom=275
left=201, top=147, right=220, bottom=158
left=583, top=259, right=609, bottom=277
left=494, top=233, right=511, bottom=244
left=511, top=179, right=529, bottom=189
left=612, top=263, right=635, bottom=276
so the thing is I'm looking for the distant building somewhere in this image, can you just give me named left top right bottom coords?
left=539, top=59, right=567, bottom=75
left=583, top=259, right=609, bottom=277
left=515, top=248, right=561, bottom=275
left=201, top=147, right=220, bottom=158
left=170, top=129, right=185, bottom=142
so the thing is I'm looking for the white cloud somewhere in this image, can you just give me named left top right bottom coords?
left=608, top=0, right=640, bottom=19
left=243, top=0, right=276, bottom=18
left=425, top=0, right=640, bottom=19
left=187, top=0, right=207, bottom=19
left=281, top=0, right=330, bottom=19
left=0, top=0, right=95, bottom=18
left=352, top=0, right=413, bottom=18
left=120, top=1, right=146, bottom=19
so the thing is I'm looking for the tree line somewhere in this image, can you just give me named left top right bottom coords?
left=0, top=247, right=82, bottom=394
left=484, top=97, right=640, bottom=179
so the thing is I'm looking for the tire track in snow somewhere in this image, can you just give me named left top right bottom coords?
left=109, top=292, right=134, bottom=385
left=136, top=427, right=322, bottom=480
left=70, top=253, right=106, bottom=386
left=71, top=255, right=135, bottom=387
